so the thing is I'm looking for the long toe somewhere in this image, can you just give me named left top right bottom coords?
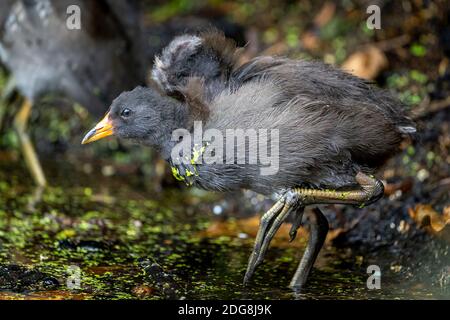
left=243, top=198, right=285, bottom=285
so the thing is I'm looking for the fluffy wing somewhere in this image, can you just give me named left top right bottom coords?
left=151, top=29, right=242, bottom=101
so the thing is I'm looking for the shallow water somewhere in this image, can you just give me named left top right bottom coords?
left=0, top=159, right=448, bottom=300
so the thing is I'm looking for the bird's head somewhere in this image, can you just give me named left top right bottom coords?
left=82, top=86, right=183, bottom=147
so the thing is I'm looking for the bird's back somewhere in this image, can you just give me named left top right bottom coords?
left=232, top=57, right=416, bottom=134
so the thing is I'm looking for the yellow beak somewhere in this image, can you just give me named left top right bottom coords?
left=81, top=112, right=114, bottom=144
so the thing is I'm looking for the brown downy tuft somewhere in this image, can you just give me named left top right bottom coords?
left=199, top=29, right=244, bottom=75
left=176, top=77, right=210, bottom=125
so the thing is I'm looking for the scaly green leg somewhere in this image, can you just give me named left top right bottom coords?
left=243, top=172, right=384, bottom=288
left=294, top=172, right=384, bottom=207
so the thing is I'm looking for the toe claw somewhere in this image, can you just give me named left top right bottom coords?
left=289, top=229, right=297, bottom=242
left=244, top=261, right=257, bottom=285
left=288, top=207, right=304, bottom=243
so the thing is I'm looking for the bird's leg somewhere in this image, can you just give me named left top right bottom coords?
left=290, top=207, right=328, bottom=289
left=27, top=185, right=45, bottom=212
left=295, top=172, right=384, bottom=207
left=243, top=172, right=383, bottom=286
left=0, top=77, right=16, bottom=131
left=244, top=190, right=304, bottom=284
left=251, top=192, right=303, bottom=269
left=13, top=99, right=47, bottom=187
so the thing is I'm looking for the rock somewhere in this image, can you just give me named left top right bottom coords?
left=139, top=258, right=184, bottom=299
left=0, top=264, right=59, bottom=292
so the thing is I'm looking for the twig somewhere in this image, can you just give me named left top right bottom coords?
left=372, top=34, right=412, bottom=51
left=412, top=96, right=450, bottom=120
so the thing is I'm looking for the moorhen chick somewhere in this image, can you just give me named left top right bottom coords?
left=82, top=33, right=416, bottom=289
left=0, top=0, right=145, bottom=187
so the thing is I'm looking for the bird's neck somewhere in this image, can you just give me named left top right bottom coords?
left=152, top=102, right=191, bottom=161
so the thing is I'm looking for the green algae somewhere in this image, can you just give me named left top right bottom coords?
left=0, top=161, right=448, bottom=299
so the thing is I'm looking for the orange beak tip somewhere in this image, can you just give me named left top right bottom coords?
left=81, top=113, right=114, bottom=145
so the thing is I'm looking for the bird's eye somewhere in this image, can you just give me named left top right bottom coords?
left=121, top=108, right=131, bottom=118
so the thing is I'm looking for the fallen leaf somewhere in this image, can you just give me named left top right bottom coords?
left=326, top=227, right=348, bottom=242
left=0, top=292, right=25, bottom=300
left=198, top=215, right=307, bottom=248
left=408, top=204, right=450, bottom=242
left=327, top=210, right=366, bottom=243
left=444, top=206, right=450, bottom=220
left=314, top=2, right=336, bottom=27
left=132, top=285, right=155, bottom=298
left=383, top=178, right=414, bottom=196
left=341, top=45, right=388, bottom=80
left=300, top=2, right=336, bottom=52
left=301, top=31, right=321, bottom=51
left=86, top=265, right=125, bottom=275
left=261, top=41, right=288, bottom=56
left=26, top=290, right=92, bottom=300
left=199, top=210, right=355, bottom=248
